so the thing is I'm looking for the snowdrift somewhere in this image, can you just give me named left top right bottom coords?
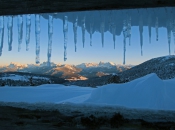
left=0, top=73, right=175, bottom=110
left=85, top=73, right=175, bottom=110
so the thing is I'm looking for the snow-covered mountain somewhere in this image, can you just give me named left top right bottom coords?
left=67, top=55, right=175, bottom=87
left=118, top=55, right=175, bottom=82
left=0, top=62, right=132, bottom=80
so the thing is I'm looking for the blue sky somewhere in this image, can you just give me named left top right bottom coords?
left=0, top=14, right=174, bottom=65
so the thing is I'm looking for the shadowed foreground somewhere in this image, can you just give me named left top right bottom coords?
left=0, top=105, right=175, bottom=130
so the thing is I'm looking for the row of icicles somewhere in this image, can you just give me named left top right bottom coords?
left=0, top=14, right=175, bottom=65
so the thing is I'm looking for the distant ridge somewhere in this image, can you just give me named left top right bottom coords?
left=118, top=55, right=175, bottom=82
left=67, top=55, right=175, bottom=87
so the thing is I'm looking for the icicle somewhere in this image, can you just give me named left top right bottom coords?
left=7, top=16, right=13, bottom=51
left=127, top=16, right=131, bottom=46
left=139, top=15, right=143, bottom=56
left=82, top=17, right=85, bottom=48
left=0, top=16, right=4, bottom=56
left=90, top=23, right=93, bottom=46
left=26, top=14, right=31, bottom=51
left=148, top=14, right=152, bottom=43
left=123, top=20, right=127, bottom=65
left=155, top=17, right=159, bottom=41
left=100, top=21, right=105, bottom=47
left=47, top=15, right=53, bottom=66
left=35, top=14, right=40, bottom=64
left=172, top=19, right=175, bottom=53
left=166, top=20, right=171, bottom=55
left=17, top=15, right=23, bottom=52
left=63, top=16, right=68, bottom=61
left=111, top=23, right=116, bottom=49
left=73, top=17, right=78, bottom=52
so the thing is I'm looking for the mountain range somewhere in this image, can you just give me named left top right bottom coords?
left=64, top=55, right=175, bottom=87
left=1, top=55, right=174, bottom=87
left=0, top=62, right=133, bottom=80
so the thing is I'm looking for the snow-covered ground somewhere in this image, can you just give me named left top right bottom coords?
left=1, top=74, right=49, bottom=81
left=0, top=73, right=175, bottom=111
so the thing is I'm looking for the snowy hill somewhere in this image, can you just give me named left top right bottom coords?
left=85, top=73, right=175, bottom=110
left=118, top=55, right=175, bottom=82
left=0, top=73, right=175, bottom=111
left=0, top=72, right=66, bottom=86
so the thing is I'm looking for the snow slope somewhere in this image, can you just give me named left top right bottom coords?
left=85, top=73, right=175, bottom=110
left=0, top=73, right=175, bottom=110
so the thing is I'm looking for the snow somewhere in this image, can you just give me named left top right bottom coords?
left=1, top=74, right=50, bottom=81
left=2, top=75, right=28, bottom=81
left=0, top=73, right=175, bottom=111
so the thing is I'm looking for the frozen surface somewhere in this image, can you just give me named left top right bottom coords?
left=0, top=73, right=175, bottom=111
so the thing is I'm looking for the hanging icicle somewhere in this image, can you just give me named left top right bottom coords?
left=63, top=16, right=68, bottom=61
left=90, top=23, right=93, bottom=46
left=73, top=17, right=78, bottom=52
left=155, top=17, right=159, bottom=41
left=47, top=15, right=53, bottom=66
left=166, top=20, right=171, bottom=55
left=7, top=16, right=13, bottom=51
left=26, top=14, right=31, bottom=51
left=82, top=17, right=85, bottom=48
left=148, top=14, right=152, bottom=43
left=123, top=20, right=127, bottom=65
left=172, top=19, right=175, bottom=53
left=139, top=15, right=143, bottom=56
left=111, top=23, right=116, bottom=49
left=17, top=15, right=23, bottom=52
left=0, top=16, right=4, bottom=56
left=35, top=14, right=40, bottom=64
left=100, top=21, right=105, bottom=47
left=127, top=16, right=131, bottom=46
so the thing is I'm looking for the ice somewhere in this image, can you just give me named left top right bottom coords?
left=127, top=16, right=131, bottom=46
left=7, top=16, right=13, bottom=51
left=17, top=15, right=23, bottom=52
left=82, top=17, right=86, bottom=48
left=112, top=23, right=116, bottom=49
left=0, top=16, right=4, bottom=56
left=26, top=14, right=31, bottom=51
left=90, top=23, right=93, bottom=46
left=155, top=17, right=159, bottom=41
left=148, top=14, right=152, bottom=43
left=166, top=20, right=171, bottom=55
left=47, top=15, right=53, bottom=66
left=63, top=16, right=68, bottom=61
left=73, top=17, right=78, bottom=52
left=139, top=15, right=143, bottom=56
left=100, top=21, right=105, bottom=47
left=123, top=20, right=127, bottom=64
left=35, top=14, right=40, bottom=64
left=172, top=19, right=175, bottom=53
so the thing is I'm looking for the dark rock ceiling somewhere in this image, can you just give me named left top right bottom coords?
left=0, top=0, right=175, bottom=16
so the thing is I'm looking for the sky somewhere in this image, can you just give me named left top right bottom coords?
left=0, top=13, right=174, bottom=66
